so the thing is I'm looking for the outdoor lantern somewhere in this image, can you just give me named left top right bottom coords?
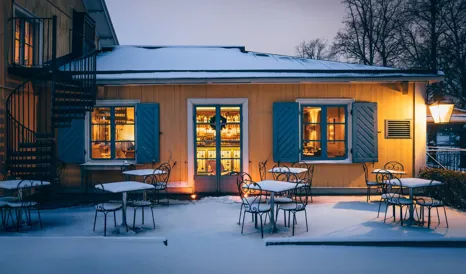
left=429, top=100, right=454, bottom=124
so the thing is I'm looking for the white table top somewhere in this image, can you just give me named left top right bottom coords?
left=268, top=167, right=308, bottom=174
left=122, top=169, right=166, bottom=176
left=0, top=180, right=51, bottom=190
left=372, top=169, right=407, bottom=175
left=95, top=181, right=155, bottom=193
left=254, top=180, right=301, bottom=193
left=386, top=178, right=443, bottom=188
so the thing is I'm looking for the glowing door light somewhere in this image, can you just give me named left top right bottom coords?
left=429, top=101, right=454, bottom=124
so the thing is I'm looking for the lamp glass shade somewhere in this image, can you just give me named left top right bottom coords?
left=429, top=101, right=454, bottom=123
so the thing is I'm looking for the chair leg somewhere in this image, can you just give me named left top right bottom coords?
left=260, top=213, right=264, bottom=239
left=241, top=211, right=246, bottom=234
left=113, top=211, right=117, bottom=227
left=377, top=199, right=383, bottom=218
left=37, top=208, right=42, bottom=229
left=27, top=208, right=32, bottom=226
left=427, top=207, right=431, bottom=228
left=384, top=204, right=389, bottom=223
left=284, top=210, right=287, bottom=227
left=367, top=187, right=370, bottom=202
left=104, top=213, right=107, bottom=236
left=142, top=207, right=145, bottom=225
left=254, top=213, right=258, bottom=229
left=238, top=204, right=243, bottom=225
left=133, top=207, right=137, bottom=228
left=150, top=207, right=155, bottom=229
left=443, top=206, right=449, bottom=228
left=436, top=207, right=440, bottom=224
left=292, top=213, right=296, bottom=236
left=399, top=206, right=403, bottom=227
left=16, top=209, right=21, bottom=232
left=393, top=205, right=396, bottom=221
left=93, top=210, right=97, bottom=231
left=304, top=209, right=309, bottom=232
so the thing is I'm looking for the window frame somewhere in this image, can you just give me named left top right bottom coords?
left=85, top=100, right=139, bottom=162
left=12, top=4, right=42, bottom=66
left=297, top=99, right=354, bottom=163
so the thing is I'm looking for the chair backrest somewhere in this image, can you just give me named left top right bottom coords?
left=238, top=177, right=266, bottom=212
left=16, top=179, right=45, bottom=205
left=384, top=161, right=404, bottom=178
left=258, top=161, right=267, bottom=181
left=383, top=176, right=404, bottom=203
left=292, top=161, right=311, bottom=180
left=121, top=163, right=136, bottom=181
left=291, top=180, right=311, bottom=209
left=155, top=163, right=171, bottom=186
left=375, top=170, right=392, bottom=194
left=271, top=165, right=290, bottom=180
left=275, top=171, right=291, bottom=182
left=235, top=172, right=253, bottom=193
left=362, top=163, right=369, bottom=184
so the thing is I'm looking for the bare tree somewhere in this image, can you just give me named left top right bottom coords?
left=295, top=38, right=335, bottom=60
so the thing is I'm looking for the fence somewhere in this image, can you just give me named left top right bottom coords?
left=426, top=146, right=466, bottom=172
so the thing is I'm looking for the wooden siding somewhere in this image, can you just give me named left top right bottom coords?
left=62, top=83, right=424, bottom=190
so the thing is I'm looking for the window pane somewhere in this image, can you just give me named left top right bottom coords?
left=327, top=107, right=345, bottom=123
left=115, top=107, right=135, bottom=125
left=15, top=20, right=20, bottom=39
left=91, top=142, right=111, bottom=159
left=14, top=40, right=20, bottom=63
left=303, top=107, right=321, bottom=123
left=303, top=141, right=322, bottom=157
left=91, top=107, right=110, bottom=124
left=327, top=141, right=346, bottom=158
left=327, top=124, right=346, bottom=141
left=115, top=125, right=134, bottom=141
left=303, top=124, right=321, bottom=141
left=115, top=142, right=135, bottom=159
left=91, top=125, right=110, bottom=141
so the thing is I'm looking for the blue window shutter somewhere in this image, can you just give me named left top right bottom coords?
left=273, top=102, right=299, bottom=163
left=352, top=102, right=378, bottom=163
left=57, top=119, right=85, bottom=163
left=136, top=103, right=160, bottom=164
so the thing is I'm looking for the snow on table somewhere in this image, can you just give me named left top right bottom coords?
left=268, top=167, right=308, bottom=174
left=0, top=180, right=51, bottom=190
left=122, top=169, right=166, bottom=176
left=372, top=168, right=406, bottom=175
left=252, top=180, right=300, bottom=193
left=95, top=181, right=155, bottom=193
left=386, top=178, right=442, bottom=188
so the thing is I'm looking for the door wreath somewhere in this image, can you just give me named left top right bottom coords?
left=210, top=115, right=227, bottom=130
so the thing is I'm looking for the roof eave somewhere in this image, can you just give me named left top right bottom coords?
left=96, top=75, right=445, bottom=85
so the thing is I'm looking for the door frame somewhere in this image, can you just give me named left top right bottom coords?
left=187, top=98, right=249, bottom=192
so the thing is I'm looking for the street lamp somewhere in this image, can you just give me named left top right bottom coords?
left=429, top=99, right=454, bottom=124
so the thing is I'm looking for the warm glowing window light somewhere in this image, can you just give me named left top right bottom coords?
left=429, top=100, right=454, bottom=124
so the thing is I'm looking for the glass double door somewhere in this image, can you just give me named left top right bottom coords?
left=194, top=105, right=242, bottom=193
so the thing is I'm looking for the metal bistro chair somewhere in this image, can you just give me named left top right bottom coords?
left=277, top=178, right=311, bottom=236
left=375, top=170, right=406, bottom=218
left=235, top=172, right=266, bottom=225
left=414, top=180, right=449, bottom=229
left=239, top=178, right=271, bottom=238
left=292, top=161, right=314, bottom=203
left=0, top=172, right=18, bottom=229
left=273, top=171, right=299, bottom=227
left=121, top=163, right=137, bottom=181
left=383, top=176, right=413, bottom=226
left=153, top=162, right=176, bottom=205
left=5, top=179, right=44, bottom=231
left=94, top=183, right=124, bottom=236
left=362, top=163, right=379, bottom=202
left=127, top=174, right=157, bottom=229
left=271, top=164, right=290, bottom=180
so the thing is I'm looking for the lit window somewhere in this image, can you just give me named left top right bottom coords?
left=13, top=10, right=38, bottom=66
left=302, top=105, right=347, bottom=160
left=90, top=106, right=135, bottom=159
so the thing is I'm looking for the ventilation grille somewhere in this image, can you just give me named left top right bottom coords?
left=385, top=120, right=411, bottom=139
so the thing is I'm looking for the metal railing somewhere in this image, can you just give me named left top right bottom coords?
left=9, top=17, right=54, bottom=67
left=426, top=146, right=466, bottom=172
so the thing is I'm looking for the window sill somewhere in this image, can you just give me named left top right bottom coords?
left=300, top=159, right=353, bottom=164
left=82, top=160, right=137, bottom=166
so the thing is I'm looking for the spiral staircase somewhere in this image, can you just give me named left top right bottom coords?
left=5, top=16, right=97, bottom=184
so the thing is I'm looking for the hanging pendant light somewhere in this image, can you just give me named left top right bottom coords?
left=429, top=99, right=454, bottom=124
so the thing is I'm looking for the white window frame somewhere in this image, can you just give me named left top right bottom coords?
left=84, top=99, right=140, bottom=162
left=296, top=98, right=354, bottom=164
left=13, top=3, right=43, bottom=66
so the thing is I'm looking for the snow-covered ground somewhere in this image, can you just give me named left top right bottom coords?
left=1, top=196, right=466, bottom=273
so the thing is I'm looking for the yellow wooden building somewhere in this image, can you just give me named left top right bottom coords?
left=56, top=45, right=443, bottom=194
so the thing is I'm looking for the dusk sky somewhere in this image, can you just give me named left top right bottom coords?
left=105, top=0, right=345, bottom=56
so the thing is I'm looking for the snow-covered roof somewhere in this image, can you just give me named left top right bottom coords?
left=95, top=46, right=444, bottom=84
